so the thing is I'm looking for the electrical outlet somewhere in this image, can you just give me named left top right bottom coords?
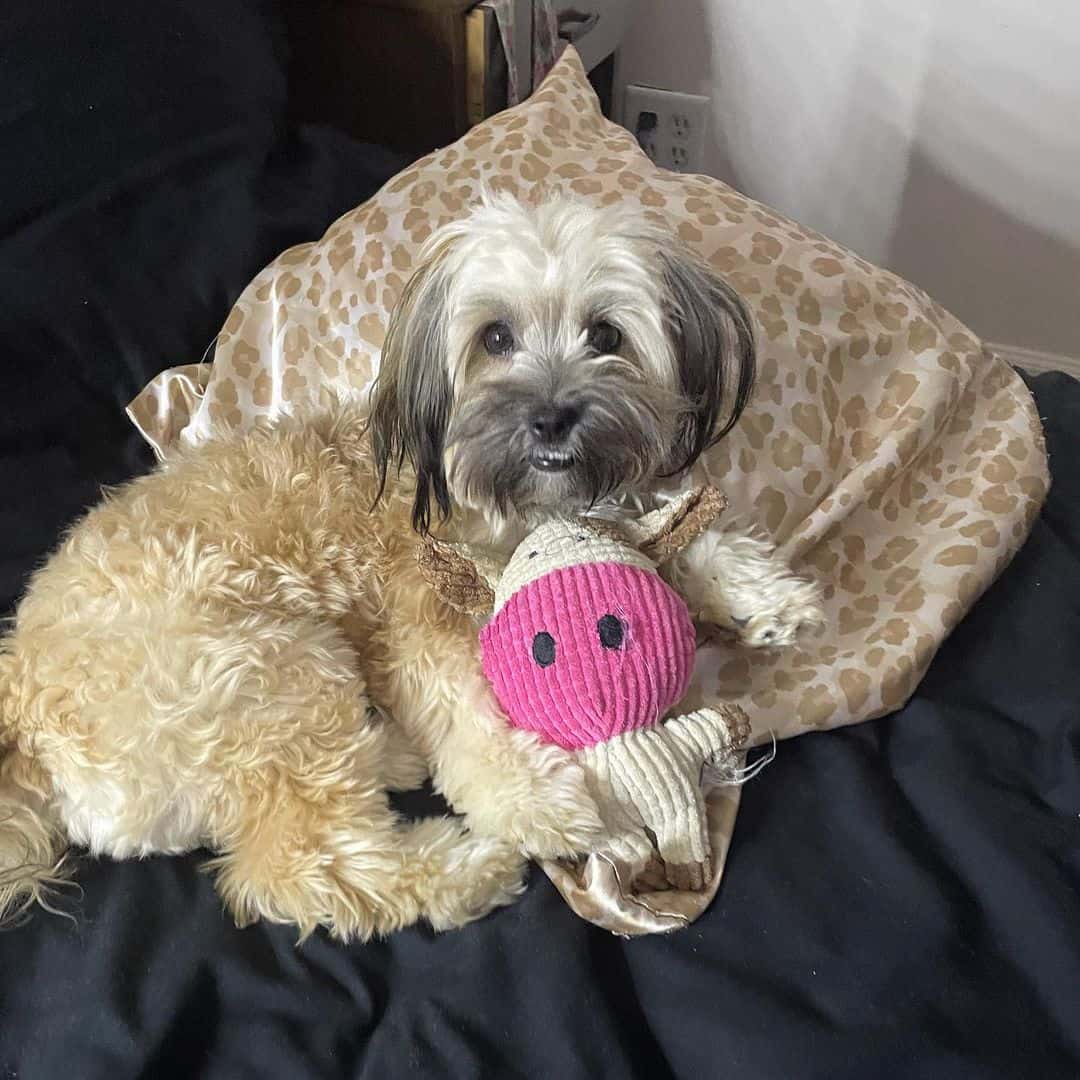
left=623, top=85, right=709, bottom=174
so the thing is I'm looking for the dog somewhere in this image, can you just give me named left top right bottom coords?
left=0, top=193, right=822, bottom=939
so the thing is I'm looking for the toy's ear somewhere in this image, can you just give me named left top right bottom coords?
left=417, top=536, right=502, bottom=617
left=625, top=486, right=728, bottom=563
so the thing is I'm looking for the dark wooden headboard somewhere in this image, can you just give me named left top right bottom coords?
left=283, top=0, right=480, bottom=157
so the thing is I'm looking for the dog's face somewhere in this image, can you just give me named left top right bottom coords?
left=369, top=194, right=755, bottom=532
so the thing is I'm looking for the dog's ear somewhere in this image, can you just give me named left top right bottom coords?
left=367, top=233, right=459, bottom=533
left=417, top=536, right=502, bottom=617
left=659, top=244, right=756, bottom=473
left=624, top=485, right=727, bottom=563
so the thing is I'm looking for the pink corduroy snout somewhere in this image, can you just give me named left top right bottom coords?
left=479, top=562, right=697, bottom=751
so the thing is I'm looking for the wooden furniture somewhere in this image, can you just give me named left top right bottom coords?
left=283, top=0, right=505, bottom=157
left=283, top=1, right=619, bottom=157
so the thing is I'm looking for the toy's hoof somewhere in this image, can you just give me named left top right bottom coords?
left=665, top=858, right=711, bottom=893
left=635, top=854, right=670, bottom=892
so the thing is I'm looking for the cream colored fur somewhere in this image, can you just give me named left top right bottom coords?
left=0, top=406, right=613, bottom=939
left=665, top=527, right=825, bottom=647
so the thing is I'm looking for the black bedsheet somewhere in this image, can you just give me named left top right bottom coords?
left=2, top=4, right=1078, bottom=1078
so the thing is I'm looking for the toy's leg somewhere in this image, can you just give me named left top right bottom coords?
left=592, top=730, right=712, bottom=892
left=592, top=707, right=751, bottom=892
left=664, top=524, right=825, bottom=647
left=578, top=744, right=664, bottom=884
left=662, top=705, right=751, bottom=765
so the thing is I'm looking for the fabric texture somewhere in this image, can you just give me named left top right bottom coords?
left=481, top=561, right=697, bottom=750
left=491, top=515, right=657, bottom=614
left=0, top=0, right=404, bottom=620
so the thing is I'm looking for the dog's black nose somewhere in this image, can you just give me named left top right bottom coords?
left=529, top=405, right=580, bottom=445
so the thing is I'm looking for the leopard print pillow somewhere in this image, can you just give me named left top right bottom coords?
left=129, top=46, right=1047, bottom=933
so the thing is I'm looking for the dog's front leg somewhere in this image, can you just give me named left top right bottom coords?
left=376, top=645, right=606, bottom=859
left=663, top=523, right=825, bottom=647
left=431, top=677, right=609, bottom=859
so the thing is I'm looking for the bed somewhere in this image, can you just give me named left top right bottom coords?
left=2, top=3, right=1077, bottom=1076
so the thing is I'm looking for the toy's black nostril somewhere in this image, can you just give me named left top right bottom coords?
left=532, top=631, right=556, bottom=667
left=597, top=615, right=624, bottom=650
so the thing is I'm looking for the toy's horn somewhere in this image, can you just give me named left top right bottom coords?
left=624, top=486, right=727, bottom=563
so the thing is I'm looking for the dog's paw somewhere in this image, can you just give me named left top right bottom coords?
left=452, top=731, right=607, bottom=858
left=460, top=757, right=607, bottom=858
left=508, top=791, right=607, bottom=860
left=494, top=743, right=609, bottom=858
left=428, top=836, right=529, bottom=930
left=730, top=575, right=825, bottom=648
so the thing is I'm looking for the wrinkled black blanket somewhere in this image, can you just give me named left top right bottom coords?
left=2, top=3, right=1077, bottom=1077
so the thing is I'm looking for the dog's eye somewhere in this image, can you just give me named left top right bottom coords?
left=482, top=321, right=515, bottom=356
left=587, top=321, right=622, bottom=354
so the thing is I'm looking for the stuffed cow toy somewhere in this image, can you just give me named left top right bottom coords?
left=419, top=486, right=752, bottom=893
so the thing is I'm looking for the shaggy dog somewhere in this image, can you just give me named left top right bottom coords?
left=0, top=194, right=822, bottom=939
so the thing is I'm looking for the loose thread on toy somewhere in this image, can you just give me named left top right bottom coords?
left=707, top=730, right=777, bottom=787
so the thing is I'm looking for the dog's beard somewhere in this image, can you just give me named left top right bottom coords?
left=446, top=364, right=685, bottom=519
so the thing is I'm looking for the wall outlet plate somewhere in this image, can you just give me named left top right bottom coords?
left=622, top=84, right=709, bottom=174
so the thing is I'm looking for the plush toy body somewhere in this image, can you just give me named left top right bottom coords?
left=421, top=486, right=752, bottom=893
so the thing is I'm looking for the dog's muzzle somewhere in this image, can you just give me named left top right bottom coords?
left=527, top=403, right=580, bottom=473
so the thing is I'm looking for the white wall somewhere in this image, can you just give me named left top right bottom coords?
left=618, top=0, right=1080, bottom=358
